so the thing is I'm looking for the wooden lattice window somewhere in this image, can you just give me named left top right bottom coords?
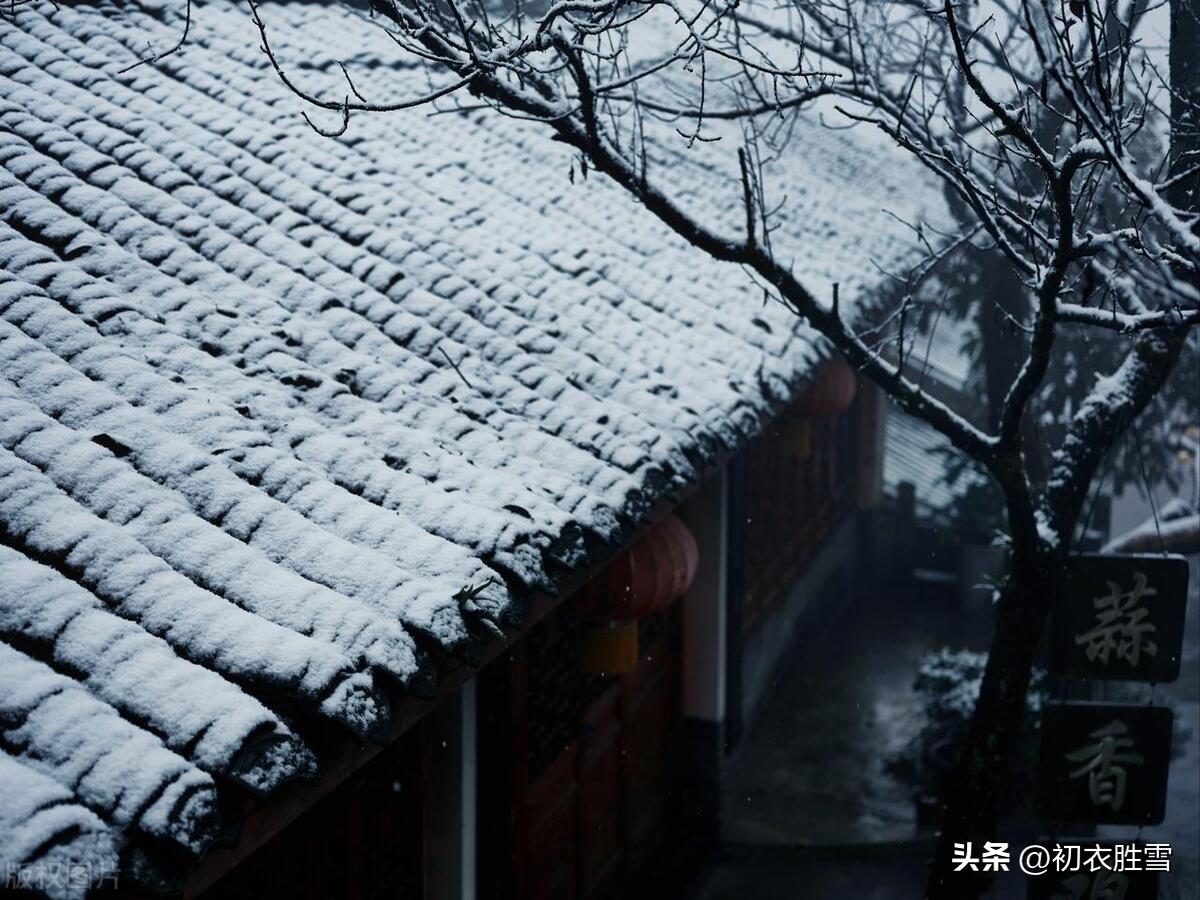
left=204, top=723, right=424, bottom=900
left=741, top=399, right=859, bottom=636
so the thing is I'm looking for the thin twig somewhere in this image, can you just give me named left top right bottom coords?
left=438, top=345, right=474, bottom=389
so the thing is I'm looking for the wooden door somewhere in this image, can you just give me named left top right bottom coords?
left=519, top=606, right=682, bottom=900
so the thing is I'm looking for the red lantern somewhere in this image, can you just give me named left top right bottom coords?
left=793, top=357, right=858, bottom=417
left=577, top=513, right=698, bottom=674
left=578, top=513, right=698, bottom=621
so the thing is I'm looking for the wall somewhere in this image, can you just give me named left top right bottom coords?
left=737, top=514, right=859, bottom=734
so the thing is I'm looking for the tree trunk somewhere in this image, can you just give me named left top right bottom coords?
left=975, top=252, right=1029, bottom=434
left=927, top=7, right=1198, bottom=895
left=925, top=538, right=1061, bottom=898
left=973, top=252, right=1048, bottom=484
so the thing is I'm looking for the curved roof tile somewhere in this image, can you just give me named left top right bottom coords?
left=0, top=0, right=942, bottom=889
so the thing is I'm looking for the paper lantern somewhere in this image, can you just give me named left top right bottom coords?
left=793, top=357, right=857, bottom=417
left=577, top=513, right=698, bottom=674
left=578, top=513, right=698, bottom=622
left=579, top=621, right=639, bottom=675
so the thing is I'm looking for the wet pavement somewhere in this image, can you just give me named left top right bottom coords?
left=688, top=556, right=1200, bottom=900
left=687, top=845, right=1038, bottom=900
left=688, top=846, right=940, bottom=900
left=720, top=574, right=992, bottom=847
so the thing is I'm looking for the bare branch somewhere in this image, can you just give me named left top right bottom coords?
left=117, top=0, right=191, bottom=74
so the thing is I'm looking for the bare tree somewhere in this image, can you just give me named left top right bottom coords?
left=190, top=0, right=1200, bottom=894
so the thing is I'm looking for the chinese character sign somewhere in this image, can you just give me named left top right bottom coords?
left=1051, top=555, right=1188, bottom=683
left=1038, top=704, right=1172, bottom=825
left=1063, top=719, right=1144, bottom=811
left=1075, top=573, right=1157, bottom=668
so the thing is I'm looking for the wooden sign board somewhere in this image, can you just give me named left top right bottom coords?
left=1027, top=844, right=1159, bottom=900
left=1038, top=703, right=1172, bottom=826
left=1051, top=554, right=1189, bottom=684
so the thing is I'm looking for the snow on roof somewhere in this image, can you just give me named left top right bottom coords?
left=0, top=0, right=941, bottom=890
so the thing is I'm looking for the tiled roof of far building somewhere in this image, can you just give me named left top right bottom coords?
left=0, top=0, right=942, bottom=893
left=883, top=406, right=988, bottom=517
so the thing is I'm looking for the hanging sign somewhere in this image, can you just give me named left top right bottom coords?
left=1037, top=703, right=1172, bottom=826
left=1026, top=841, right=1160, bottom=899
left=1050, top=554, right=1189, bottom=684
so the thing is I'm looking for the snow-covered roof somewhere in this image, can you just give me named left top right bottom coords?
left=0, top=0, right=940, bottom=891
